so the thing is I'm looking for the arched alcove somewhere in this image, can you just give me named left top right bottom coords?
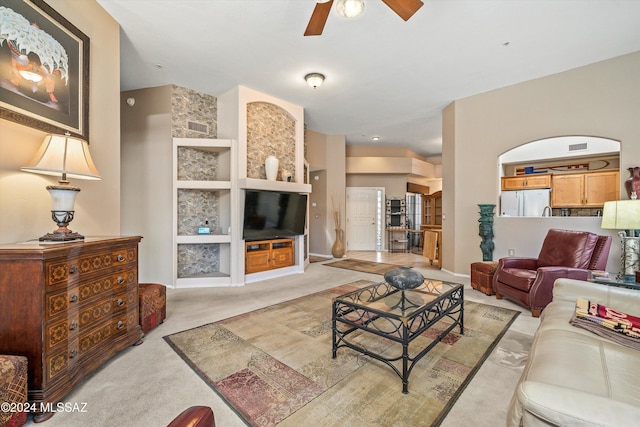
left=246, top=102, right=296, bottom=180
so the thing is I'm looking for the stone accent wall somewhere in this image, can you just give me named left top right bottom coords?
left=177, top=189, right=220, bottom=235
left=171, top=85, right=217, bottom=138
left=304, top=124, right=308, bottom=163
left=246, top=102, right=296, bottom=180
left=177, top=244, right=220, bottom=278
left=171, top=85, right=220, bottom=277
left=177, top=147, right=218, bottom=181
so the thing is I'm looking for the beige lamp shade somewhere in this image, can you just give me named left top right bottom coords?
left=21, top=134, right=101, bottom=182
left=601, top=200, right=640, bottom=230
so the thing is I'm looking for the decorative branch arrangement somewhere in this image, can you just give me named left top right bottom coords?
left=331, top=195, right=341, bottom=229
left=330, top=195, right=345, bottom=257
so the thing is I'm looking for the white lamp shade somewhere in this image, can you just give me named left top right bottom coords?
left=21, top=134, right=101, bottom=181
left=601, top=200, right=640, bottom=230
left=47, top=186, right=80, bottom=211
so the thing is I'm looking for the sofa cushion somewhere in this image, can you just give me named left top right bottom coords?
left=510, top=327, right=640, bottom=425
left=496, top=268, right=537, bottom=292
left=537, top=300, right=596, bottom=338
left=537, top=229, right=598, bottom=269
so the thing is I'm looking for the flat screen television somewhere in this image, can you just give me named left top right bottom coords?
left=243, top=190, right=307, bottom=240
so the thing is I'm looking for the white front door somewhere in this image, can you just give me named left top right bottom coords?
left=346, top=187, right=383, bottom=251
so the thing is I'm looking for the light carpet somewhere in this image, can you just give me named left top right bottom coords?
left=164, top=280, right=520, bottom=427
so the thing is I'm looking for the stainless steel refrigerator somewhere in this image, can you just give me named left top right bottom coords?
left=500, top=189, right=551, bottom=217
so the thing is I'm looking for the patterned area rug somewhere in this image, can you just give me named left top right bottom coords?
left=323, top=258, right=401, bottom=274
left=164, top=280, right=520, bottom=427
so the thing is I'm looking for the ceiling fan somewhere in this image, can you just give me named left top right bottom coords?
left=304, top=0, right=424, bottom=36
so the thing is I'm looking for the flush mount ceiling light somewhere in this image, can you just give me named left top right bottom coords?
left=371, top=136, right=381, bottom=141
left=336, top=0, right=365, bottom=18
left=305, top=73, right=325, bottom=89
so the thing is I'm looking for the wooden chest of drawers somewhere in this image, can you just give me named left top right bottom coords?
left=0, top=236, right=143, bottom=420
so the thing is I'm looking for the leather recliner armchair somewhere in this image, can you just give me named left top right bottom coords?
left=493, top=228, right=612, bottom=317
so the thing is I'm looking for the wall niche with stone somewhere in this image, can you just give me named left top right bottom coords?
left=246, top=101, right=296, bottom=181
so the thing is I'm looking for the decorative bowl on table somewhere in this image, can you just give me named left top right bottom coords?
left=384, top=266, right=424, bottom=290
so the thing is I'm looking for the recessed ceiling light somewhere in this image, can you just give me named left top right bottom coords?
left=371, top=136, right=381, bottom=142
left=154, top=64, right=164, bottom=69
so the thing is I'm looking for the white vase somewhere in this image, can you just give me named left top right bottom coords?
left=265, top=156, right=279, bottom=181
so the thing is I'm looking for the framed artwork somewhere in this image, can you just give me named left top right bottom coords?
left=0, top=0, right=89, bottom=140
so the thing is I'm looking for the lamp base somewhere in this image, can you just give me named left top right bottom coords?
left=39, top=230, right=85, bottom=241
left=39, top=210, right=84, bottom=241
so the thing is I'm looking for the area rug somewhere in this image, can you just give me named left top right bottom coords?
left=323, top=258, right=401, bottom=275
left=164, top=280, right=520, bottom=427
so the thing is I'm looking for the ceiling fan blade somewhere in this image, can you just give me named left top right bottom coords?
left=382, top=0, right=424, bottom=21
left=304, top=0, right=334, bottom=36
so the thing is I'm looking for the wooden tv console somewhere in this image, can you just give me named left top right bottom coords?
left=245, top=238, right=294, bottom=274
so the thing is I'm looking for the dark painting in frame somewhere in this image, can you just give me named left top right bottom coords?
left=0, top=0, right=89, bottom=140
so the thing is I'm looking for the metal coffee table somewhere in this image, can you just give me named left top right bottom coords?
left=332, top=279, right=464, bottom=393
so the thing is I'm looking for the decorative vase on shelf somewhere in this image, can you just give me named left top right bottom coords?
left=265, top=156, right=279, bottom=181
left=624, top=167, right=640, bottom=199
left=332, top=228, right=345, bottom=258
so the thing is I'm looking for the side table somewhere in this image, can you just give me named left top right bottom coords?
left=470, top=261, right=498, bottom=296
left=588, top=274, right=640, bottom=290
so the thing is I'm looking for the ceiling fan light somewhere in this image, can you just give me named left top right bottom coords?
left=336, top=0, right=365, bottom=19
left=305, top=73, right=325, bottom=89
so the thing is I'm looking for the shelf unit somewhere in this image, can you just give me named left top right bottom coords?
left=173, top=138, right=235, bottom=287
left=385, top=198, right=407, bottom=252
left=386, top=198, right=406, bottom=227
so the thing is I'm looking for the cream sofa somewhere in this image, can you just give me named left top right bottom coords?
left=507, top=278, right=640, bottom=426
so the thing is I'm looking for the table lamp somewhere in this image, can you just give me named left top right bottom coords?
left=601, top=200, right=640, bottom=280
left=21, top=133, right=101, bottom=241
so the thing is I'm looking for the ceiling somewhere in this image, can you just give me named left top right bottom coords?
left=97, top=0, right=640, bottom=160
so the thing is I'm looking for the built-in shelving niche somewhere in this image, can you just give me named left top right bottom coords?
left=174, top=138, right=233, bottom=287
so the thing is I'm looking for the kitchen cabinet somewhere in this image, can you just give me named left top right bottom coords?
left=423, top=191, right=442, bottom=226
left=501, top=174, right=551, bottom=190
left=551, top=170, right=619, bottom=207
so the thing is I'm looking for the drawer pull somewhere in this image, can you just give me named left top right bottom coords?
left=69, top=349, right=77, bottom=359
left=116, top=298, right=125, bottom=307
left=69, top=294, right=78, bottom=303
left=117, top=254, right=125, bottom=262
left=70, top=265, right=77, bottom=274
left=117, top=321, right=124, bottom=330
left=70, top=321, right=78, bottom=331
left=117, top=277, right=125, bottom=285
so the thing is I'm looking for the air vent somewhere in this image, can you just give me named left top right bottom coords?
left=186, top=120, right=209, bottom=134
left=568, top=142, right=588, bottom=152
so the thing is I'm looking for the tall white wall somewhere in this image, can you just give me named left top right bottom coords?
left=306, top=130, right=346, bottom=257
left=120, top=86, right=173, bottom=284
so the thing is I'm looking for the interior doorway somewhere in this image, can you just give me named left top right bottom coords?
left=346, top=187, right=384, bottom=251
